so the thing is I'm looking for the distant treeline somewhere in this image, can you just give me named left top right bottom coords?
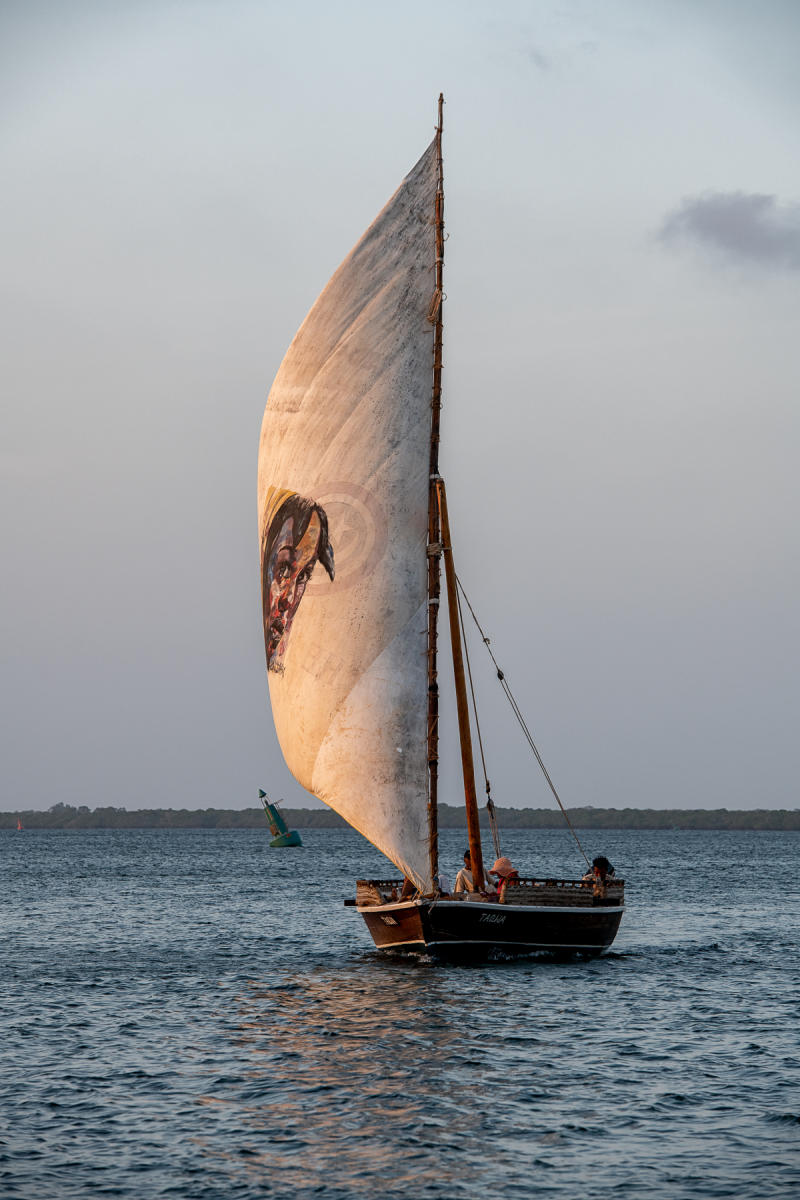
left=2, top=802, right=799, bottom=831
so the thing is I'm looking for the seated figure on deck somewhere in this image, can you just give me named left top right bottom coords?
left=583, top=855, right=614, bottom=898
left=453, top=849, right=476, bottom=894
left=488, top=856, right=519, bottom=902
left=582, top=856, right=614, bottom=882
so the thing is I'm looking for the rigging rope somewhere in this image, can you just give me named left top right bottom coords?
left=455, top=575, right=590, bottom=868
left=456, top=587, right=502, bottom=859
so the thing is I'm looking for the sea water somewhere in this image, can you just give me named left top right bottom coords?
left=2, top=827, right=798, bottom=1198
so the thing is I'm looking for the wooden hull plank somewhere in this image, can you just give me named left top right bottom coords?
left=358, top=898, right=623, bottom=957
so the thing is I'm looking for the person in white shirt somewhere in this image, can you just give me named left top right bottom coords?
left=453, top=849, right=475, bottom=894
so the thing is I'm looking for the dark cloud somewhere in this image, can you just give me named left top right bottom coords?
left=524, top=45, right=551, bottom=71
left=658, top=191, right=800, bottom=270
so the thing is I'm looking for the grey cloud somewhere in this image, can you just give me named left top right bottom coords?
left=524, top=45, right=551, bottom=71
left=658, top=191, right=800, bottom=270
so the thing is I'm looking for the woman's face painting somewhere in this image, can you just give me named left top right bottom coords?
left=266, top=512, right=322, bottom=669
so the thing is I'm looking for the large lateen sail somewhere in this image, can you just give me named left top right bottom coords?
left=258, top=139, right=438, bottom=891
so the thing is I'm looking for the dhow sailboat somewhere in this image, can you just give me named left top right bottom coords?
left=258, top=97, right=625, bottom=958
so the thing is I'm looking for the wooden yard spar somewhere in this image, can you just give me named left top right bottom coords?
left=425, top=94, right=444, bottom=889
left=427, top=95, right=484, bottom=892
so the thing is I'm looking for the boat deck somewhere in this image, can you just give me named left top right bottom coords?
left=354, top=876, right=625, bottom=908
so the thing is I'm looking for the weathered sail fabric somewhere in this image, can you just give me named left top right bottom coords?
left=258, top=140, right=437, bottom=891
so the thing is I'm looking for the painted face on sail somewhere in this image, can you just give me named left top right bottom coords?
left=262, top=493, right=335, bottom=673
left=266, top=512, right=322, bottom=666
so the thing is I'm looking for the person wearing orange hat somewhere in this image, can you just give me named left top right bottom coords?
left=488, top=856, right=519, bottom=902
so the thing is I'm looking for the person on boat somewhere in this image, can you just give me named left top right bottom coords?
left=261, top=488, right=335, bottom=673
left=453, top=849, right=476, bottom=894
left=582, top=855, right=614, bottom=899
left=488, top=856, right=519, bottom=902
left=582, top=856, right=614, bottom=883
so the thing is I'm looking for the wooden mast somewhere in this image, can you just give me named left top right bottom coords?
left=437, top=480, right=485, bottom=891
left=427, top=94, right=485, bottom=893
left=426, top=94, right=445, bottom=890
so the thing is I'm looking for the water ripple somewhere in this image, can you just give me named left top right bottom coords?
left=2, top=827, right=799, bottom=1198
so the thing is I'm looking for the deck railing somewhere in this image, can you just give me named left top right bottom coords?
left=355, top=877, right=625, bottom=907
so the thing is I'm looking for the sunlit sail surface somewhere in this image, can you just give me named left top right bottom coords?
left=258, top=141, right=438, bottom=890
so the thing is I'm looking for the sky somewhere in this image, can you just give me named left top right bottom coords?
left=2, top=0, right=798, bottom=814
